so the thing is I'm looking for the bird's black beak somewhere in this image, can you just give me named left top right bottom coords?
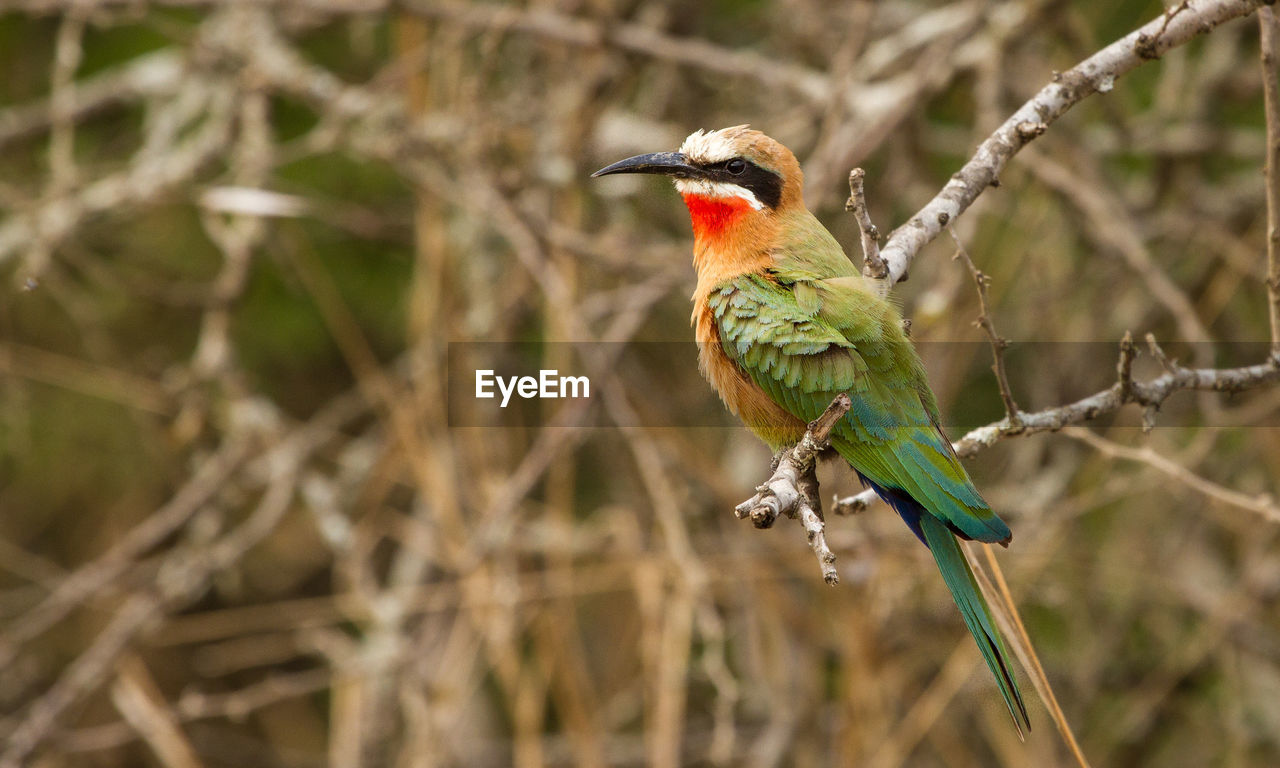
left=591, top=152, right=701, bottom=179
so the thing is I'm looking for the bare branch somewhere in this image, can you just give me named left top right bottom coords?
left=833, top=334, right=1279, bottom=512
left=836, top=340, right=1274, bottom=525
left=952, top=347, right=1280, bottom=457
left=873, top=0, right=1269, bottom=293
left=833, top=488, right=878, bottom=516
left=1064, top=427, right=1280, bottom=524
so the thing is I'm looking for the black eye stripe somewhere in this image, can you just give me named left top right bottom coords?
left=698, top=158, right=783, bottom=209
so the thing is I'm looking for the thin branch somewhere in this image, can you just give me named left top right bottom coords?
left=950, top=229, right=1021, bottom=423
left=872, top=0, right=1269, bottom=293
left=832, top=338, right=1280, bottom=511
left=845, top=168, right=887, bottom=279
left=1262, top=7, right=1280, bottom=356
left=0, top=50, right=183, bottom=150
left=734, top=394, right=851, bottom=585
left=1063, top=427, right=1280, bottom=524
left=953, top=343, right=1280, bottom=457
left=110, top=655, right=207, bottom=768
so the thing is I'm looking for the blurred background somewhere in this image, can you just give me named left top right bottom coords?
left=2, top=0, right=1279, bottom=766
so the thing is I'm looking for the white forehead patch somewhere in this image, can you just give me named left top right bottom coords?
left=674, top=178, right=764, bottom=210
left=679, top=125, right=749, bottom=165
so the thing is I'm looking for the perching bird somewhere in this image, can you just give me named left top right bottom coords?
left=593, top=125, right=1029, bottom=733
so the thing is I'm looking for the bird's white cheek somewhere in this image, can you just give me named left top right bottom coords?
left=674, top=179, right=764, bottom=210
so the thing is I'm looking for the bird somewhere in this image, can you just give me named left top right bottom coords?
left=592, top=125, right=1030, bottom=734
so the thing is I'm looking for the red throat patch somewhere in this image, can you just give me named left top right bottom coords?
left=680, top=193, right=753, bottom=241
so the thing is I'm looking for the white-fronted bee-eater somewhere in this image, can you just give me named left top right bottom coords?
left=594, top=125, right=1030, bottom=733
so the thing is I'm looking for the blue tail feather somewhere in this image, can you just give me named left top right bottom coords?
left=856, top=471, right=927, bottom=545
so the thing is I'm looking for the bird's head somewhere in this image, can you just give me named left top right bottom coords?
left=592, top=125, right=802, bottom=242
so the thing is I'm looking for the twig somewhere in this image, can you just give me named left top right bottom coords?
left=872, top=0, right=1269, bottom=293
left=734, top=394, right=851, bottom=585
left=1116, top=331, right=1136, bottom=401
left=950, top=228, right=1021, bottom=424
left=845, top=168, right=887, bottom=279
left=1064, top=427, right=1280, bottom=523
left=1115, top=331, right=1160, bottom=430
left=832, top=487, right=878, bottom=516
left=1261, top=7, right=1280, bottom=356
left=110, top=655, right=207, bottom=768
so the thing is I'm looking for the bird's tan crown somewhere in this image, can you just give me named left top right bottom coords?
left=679, top=126, right=791, bottom=172
left=679, top=125, right=803, bottom=208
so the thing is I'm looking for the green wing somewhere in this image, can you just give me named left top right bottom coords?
left=710, top=271, right=1010, bottom=544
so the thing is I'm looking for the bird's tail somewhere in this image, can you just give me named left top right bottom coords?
left=918, top=512, right=1031, bottom=737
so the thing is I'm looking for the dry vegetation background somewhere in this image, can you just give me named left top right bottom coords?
left=2, top=0, right=1280, bottom=766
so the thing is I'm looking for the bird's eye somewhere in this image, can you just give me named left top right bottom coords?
left=725, top=158, right=747, bottom=175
